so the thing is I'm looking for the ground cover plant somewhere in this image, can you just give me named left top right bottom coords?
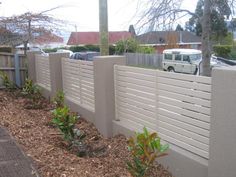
left=127, top=127, right=169, bottom=177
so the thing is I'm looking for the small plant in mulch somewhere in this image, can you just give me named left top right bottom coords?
left=21, top=79, right=44, bottom=109
left=52, top=90, right=65, bottom=108
left=52, top=105, right=87, bottom=157
left=0, top=71, right=16, bottom=90
left=127, top=127, right=169, bottom=177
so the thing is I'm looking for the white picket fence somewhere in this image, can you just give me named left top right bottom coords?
left=114, top=65, right=211, bottom=165
left=62, top=58, right=95, bottom=112
left=35, top=55, right=51, bottom=91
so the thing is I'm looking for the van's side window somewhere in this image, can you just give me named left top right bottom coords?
left=164, top=54, right=172, bottom=60
left=175, top=54, right=181, bottom=61
left=183, top=55, right=190, bottom=62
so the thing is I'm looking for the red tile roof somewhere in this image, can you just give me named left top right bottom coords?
left=67, top=31, right=132, bottom=45
left=34, top=32, right=64, bottom=44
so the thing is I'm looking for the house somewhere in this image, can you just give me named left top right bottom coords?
left=67, top=31, right=132, bottom=46
left=32, top=32, right=64, bottom=48
left=136, top=31, right=202, bottom=53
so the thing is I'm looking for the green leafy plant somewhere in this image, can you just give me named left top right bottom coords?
left=53, top=90, right=65, bottom=108
left=52, top=106, right=78, bottom=142
left=213, top=45, right=232, bottom=58
left=22, top=79, right=41, bottom=99
left=127, top=127, right=169, bottom=177
left=0, top=71, right=16, bottom=89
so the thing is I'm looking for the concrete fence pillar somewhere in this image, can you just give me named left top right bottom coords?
left=26, top=51, right=41, bottom=82
left=208, top=66, right=236, bottom=177
left=48, top=53, right=69, bottom=98
left=93, top=56, right=126, bottom=138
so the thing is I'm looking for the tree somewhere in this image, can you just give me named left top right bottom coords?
left=0, top=10, right=63, bottom=54
left=136, top=0, right=236, bottom=76
left=188, top=0, right=228, bottom=42
left=175, top=24, right=183, bottom=31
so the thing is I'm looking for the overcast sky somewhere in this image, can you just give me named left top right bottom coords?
left=0, top=0, right=198, bottom=33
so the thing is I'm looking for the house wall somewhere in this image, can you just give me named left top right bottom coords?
left=154, top=44, right=202, bottom=54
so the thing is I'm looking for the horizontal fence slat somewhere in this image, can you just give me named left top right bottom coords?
left=158, top=96, right=211, bottom=115
left=159, top=102, right=210, bottom=123
left=157, top=83, right=211, bottom=100
left=158, top=115, right=209, bottom=143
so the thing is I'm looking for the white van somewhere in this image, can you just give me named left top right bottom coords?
left=162, top=49, right=202, bottom=75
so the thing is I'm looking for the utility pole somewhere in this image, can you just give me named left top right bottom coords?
left=99, top=0, right=109, bottom=55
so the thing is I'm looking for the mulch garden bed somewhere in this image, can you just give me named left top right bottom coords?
left=0, top=90, right=173, bottom=177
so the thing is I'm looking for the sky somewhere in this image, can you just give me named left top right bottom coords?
left=0, top=0, right=198, bottom=33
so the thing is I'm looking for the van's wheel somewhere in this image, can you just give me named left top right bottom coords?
left=167, top=67, right=175, bottom=72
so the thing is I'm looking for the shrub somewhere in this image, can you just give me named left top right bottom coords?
left=69, top=46, right=88, bottom=52
left=138, top=46, right=155, bottom=54
left=115, top=38, right=139, bottom=54
left=213, top=45, right=232, bottom=58
left=52, top=106, right=78, bottom=142
left=84, top=45, right=100, bottom=52
left=0, top=71, right=16, bottom=89
left=43, top=48, right=57, bottom=53
left=53, top=90, right=65, bottom=108
left=127, top=127, right=169, bottom=177
left=22, top=79, right=41, bottom=99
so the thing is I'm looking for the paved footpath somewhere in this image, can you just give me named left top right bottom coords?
left=0, top=127, right=39, bottom=177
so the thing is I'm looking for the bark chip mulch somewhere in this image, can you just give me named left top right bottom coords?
left=0, top=90, right=173, bottom=177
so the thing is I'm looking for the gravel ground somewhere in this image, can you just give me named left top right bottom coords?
left=0, top=90, right=173, bottom=177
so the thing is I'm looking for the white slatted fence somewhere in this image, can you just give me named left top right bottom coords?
left=114, top=65, right=211, bottom=165
left=35, top=55, right=51, bottom=91
left=62, top=58, right=95, bottom=112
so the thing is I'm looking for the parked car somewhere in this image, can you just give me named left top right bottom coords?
left=56, top=49, right=73, bottom=57
left=162, top=49, right=229, bottom=75
left=162, top=49, right=202, bottom=74
left=70, top=52, right=100, bottom=61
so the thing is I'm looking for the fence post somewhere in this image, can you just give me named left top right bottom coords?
left=48, top=53, right=69, bottom=98
left=93, top=56, right=126, bottom=138
left=14, top=54, right=21, bottom=87
left=208, top=66, right=236, bottom=177
left=26, top=51, right=41, bottom=82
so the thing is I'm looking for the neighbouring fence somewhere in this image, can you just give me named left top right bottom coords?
left=62, top=58, right=95, bottom=112
left=0, top=52, right=27, bottom=88
left=35, top=54, right=51, bottom=91
left=125, top=53, right=163, bottom=69
left=114, top=65, right=211, bottom=166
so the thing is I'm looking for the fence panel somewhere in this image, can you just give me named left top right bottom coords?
left=62, top=58, right=95, bottom=112
left=35, top=55, right=51, bottom=91
left=114, top=65, right=211, bottom=165
left=0, top=53, right=27, bottom=88
left=125, top=53, right=163, bottom=69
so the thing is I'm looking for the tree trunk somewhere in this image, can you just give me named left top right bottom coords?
left=99, top=0, right=109, bottom=55
left=201, top=0, right=211, bottom=76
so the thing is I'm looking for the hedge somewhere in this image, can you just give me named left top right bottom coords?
left=213, top=45, right=232, bottom=58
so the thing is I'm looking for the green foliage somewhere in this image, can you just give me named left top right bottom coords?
left=137, top=46, right=155, bottom=54
left=52, top=106, right=78, bottom=142
left=69, top=46, right=87, bottom=52
left=109, top=45, right=116, bottom=55
left=84, top=45, right=100, bottom=52
left=43, top=48, right=58, bottom=53
left=22, top=79, right=41, bottom=99
left=127, top=127, right=169, bottom=177
left=53, top=90, right=65, bottom=108
left=0, top=47, right=12, bottom=53
left=229, top=48, right=236, bottom=60
left=0, top=71, right=16, bottom=89
left=213, top=45, right=232, bottom=58
left=187, top=0, right=228, bottom=40
left=115, top=38, right=139, bottom=54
